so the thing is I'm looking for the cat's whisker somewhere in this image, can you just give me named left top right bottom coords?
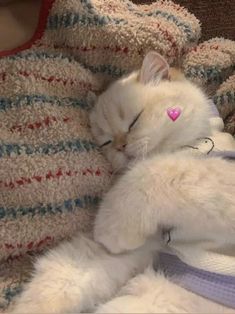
left=111, top=165, right=123, bottom=177
left=127, top=137, right=149, bottom=151
left=127, top=137, right=149, bottom=161
left=142, top=139, right=148, bottom=161
left=140, top=142, right=146, bottom=161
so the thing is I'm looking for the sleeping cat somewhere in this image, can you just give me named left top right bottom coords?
left=11, top=52, right=235, bottom=313
left=89, top=52, right=210, bottom=172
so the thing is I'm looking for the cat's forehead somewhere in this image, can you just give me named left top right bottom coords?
left=95, top=98, right=131, bottom=134
left=103, top=82, right=147, bottom=114
left=93, top=90, right=143, bottom=136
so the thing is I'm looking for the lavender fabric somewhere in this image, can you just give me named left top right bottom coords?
left=154, top=252, right=235, bottom=309
left=209, top=150, right=235, bottom=160
left=208, top=99, right=235, bottom=160
left=209, top=99, right=220, bottom=117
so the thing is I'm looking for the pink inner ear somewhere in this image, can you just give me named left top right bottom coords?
left=139, top=51, right=169, bottom=85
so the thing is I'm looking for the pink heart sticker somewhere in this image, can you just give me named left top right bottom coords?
left=167, top=107, right=181, bottom=121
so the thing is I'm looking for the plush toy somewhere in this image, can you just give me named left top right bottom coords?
left=183, top=102, right=235, bottom=156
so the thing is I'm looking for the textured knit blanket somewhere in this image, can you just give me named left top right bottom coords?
left=0, top=0, right=235, bottom=311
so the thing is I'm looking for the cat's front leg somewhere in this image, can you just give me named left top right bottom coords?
left=94, top=157, right=164, bottom=254
left=95, top=154, right=235, bottom=254
left=11, top=234, right=153, bottom=314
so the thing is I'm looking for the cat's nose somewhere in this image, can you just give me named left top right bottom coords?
left=116, top=144, right=127, bottom=152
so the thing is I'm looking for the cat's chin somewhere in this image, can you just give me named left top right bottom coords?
left=107, top=149, right=142, bottom=173
left=110, top=154, right=134, bottom=173
left=109, top=155, right=127, bottom=173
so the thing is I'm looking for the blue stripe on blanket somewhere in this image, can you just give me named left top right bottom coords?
left=6, top=52, right=125, bottom=77
left=0, top=139, right=97, bottom=158
left=1, top=285, right=22, bottom=307
left=185, top=66, right=223, bottom=83
left=0, top=195, right=100, bottom=220
left=47, top=13, right=127, bottom=29
left=213, top=91, right=235, bottom=106
left=0, top=95, right=89, bottom=111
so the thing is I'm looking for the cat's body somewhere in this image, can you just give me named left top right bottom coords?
left=11, top=52, right=235, bottom=313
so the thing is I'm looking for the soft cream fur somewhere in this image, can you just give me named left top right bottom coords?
left=11, top=152, right=235, bottom=313
left=11, top=52, right=235, bottom=313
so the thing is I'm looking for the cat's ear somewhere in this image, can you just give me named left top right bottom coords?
left=139, top=51, right=169, bottom=85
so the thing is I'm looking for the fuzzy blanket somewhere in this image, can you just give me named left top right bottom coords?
left=0, top=0, right=234, bottom=311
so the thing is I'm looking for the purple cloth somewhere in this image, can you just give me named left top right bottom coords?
left=154, top=252, right=235, bottom=309
left=209, top=150, right=235, bottom=160
left=208, top=99, right=235, bottom=160
left=208, top=150, right=235, bottom=160
left=209, top=99, right=220, bottom=117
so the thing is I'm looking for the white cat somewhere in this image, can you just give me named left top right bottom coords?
left=11, top=52, right=235, bottom=314
left=89, top=52, right=210, bottom=172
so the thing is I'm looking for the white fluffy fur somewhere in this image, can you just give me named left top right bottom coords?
left=11, top=52, right=235, bottom=313
left=10, top=234, right=154, bottom=313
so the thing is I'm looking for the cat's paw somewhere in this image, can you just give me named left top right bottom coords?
left=10, top=235, right=108, bottom=314
left=94, top=203, right=146, bottom=254
left=94, top=214, right=146, bottom=254
left=94, top=167, right=157, bottom=254
left=10, top=253, right=84, bottom=314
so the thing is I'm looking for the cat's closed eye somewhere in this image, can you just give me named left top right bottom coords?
left=128, top=110, right=143, bottom=132
left=99, top=110, right=143, bottom=148
left=100, top=140, right=112, bottom=148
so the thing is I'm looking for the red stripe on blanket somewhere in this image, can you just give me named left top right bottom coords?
left=148, top=21, right=179, bottom=56
left=3, top=236, right=53, bottom=251
left=9, top=115, right=72, bottom=133
left=4, top=236, right=54, bottom=262
left=0, top=71, right=97, bottom=92
left=0, top=72, right=6, bottom=82
left=40, top=33, right=178, bottom=57
left=0, top=167, right=106, bottom=189
left=18, top=71, right=96, bottom=91
left=38, top=43, right=129, bottom=54
left=192, top=44, right=220, bottom=52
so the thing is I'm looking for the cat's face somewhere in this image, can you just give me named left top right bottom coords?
left=90, top=52, right=211, bottom=172
left=90, top=76, right=149, bottom=171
